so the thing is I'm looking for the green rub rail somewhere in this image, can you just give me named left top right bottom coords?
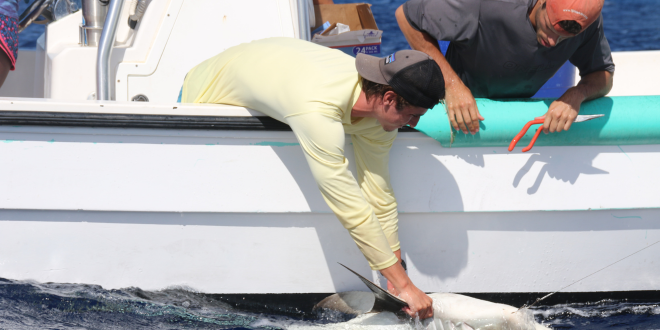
left=414, top=95, right=660, bottom=148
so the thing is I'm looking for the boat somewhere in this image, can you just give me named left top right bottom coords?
left=1, top=0, right=659, bottom=309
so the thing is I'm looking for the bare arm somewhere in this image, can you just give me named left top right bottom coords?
left=395, top=5, right=483, bottom=135
left=542, top=70, right=614, bottom=133
left=576, top=70, right=614, bottom=101
left=381, top=250, right=434, bottom=319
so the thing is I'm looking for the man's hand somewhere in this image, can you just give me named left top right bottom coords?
left=540, top=86, right=584, bottom=134
left=381, top=251, right=434, bottom=319
left=445, top=82, right=484, bottom=135
left=541, top=70, right=614, bottom=134
left=397, top=282, right=434, bottom=319
left=540, top=97, right=580, bottom=134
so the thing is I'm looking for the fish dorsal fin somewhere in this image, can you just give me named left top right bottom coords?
left=338, top=263, right=409, bottom=313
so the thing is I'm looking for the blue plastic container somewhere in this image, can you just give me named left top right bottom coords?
left=532, top=62, right=576, bottom=98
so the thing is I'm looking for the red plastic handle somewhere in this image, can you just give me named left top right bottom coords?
left=522, top=126, right=544, bottom=152
left=508, top=119, right=544, bottom=152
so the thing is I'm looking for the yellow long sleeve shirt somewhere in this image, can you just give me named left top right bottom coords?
left=182, top=37, right=399, bottom=270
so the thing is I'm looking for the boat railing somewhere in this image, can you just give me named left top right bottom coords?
left=296, top=0, right=311, bottom=41
left=96, top=0, right=123, bottom=101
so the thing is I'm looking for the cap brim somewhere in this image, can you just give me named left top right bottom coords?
left=355, top=53, right=388, bottom=85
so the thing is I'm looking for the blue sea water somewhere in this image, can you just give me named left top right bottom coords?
left=2, top=276, right=660, bottom=329
left=17, top=0, right=660, bottom=52
left=8, top=0, right=660, bottom=329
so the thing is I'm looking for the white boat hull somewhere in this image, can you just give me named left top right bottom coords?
left=1, top=118, right=658, bottom=295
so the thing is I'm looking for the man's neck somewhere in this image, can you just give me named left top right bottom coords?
left=351, top=91, right=377, bottom=118
left=529, top=0, right=542, bottom=29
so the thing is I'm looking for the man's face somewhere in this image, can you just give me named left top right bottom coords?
left=534, top=2, right=577, bottom=48
left=377, top=93, right=428, bottom=132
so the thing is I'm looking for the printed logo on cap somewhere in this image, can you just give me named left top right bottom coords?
left=562, top=8, right=588, bottom=19
left=384, top=54, right=396, bottom=64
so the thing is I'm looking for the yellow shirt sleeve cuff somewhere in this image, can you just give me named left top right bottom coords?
left=369, top=254, right=398, bottom=271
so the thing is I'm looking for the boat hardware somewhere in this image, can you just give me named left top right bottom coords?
left=128, top=0, right=148, bottom=29
left=508, top=114, right=605, bottom=152
left=18, top=0, right=54, bottom=33
left=131, top=94, right=149, bottom=102
left=19, top=0, right=78, bottom=33
left=82, top=0, right=110, bottom=46
left=514, top=239, right=660, bottom=312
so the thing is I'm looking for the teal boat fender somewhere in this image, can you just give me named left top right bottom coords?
left=414, top=95, right=660, bottom=148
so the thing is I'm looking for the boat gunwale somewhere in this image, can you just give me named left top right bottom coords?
left=0, top=109, right=419, bottom=132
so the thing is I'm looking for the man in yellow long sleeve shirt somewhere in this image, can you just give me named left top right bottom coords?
left=182, top=37, right=444, bottom=319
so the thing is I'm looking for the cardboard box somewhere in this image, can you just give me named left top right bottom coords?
left=311, top=4, right=383, bottom=57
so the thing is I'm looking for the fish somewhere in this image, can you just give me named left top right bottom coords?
left=313, top=291, right=549, bottom=330
left=311, top=264, right=550, bottom=330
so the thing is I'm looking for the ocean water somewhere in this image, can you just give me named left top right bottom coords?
left=8, top=0, right=660, bottom=329
left=2, top=276, right=660, bottom=329
left=17, top=0, right=660, bottom=52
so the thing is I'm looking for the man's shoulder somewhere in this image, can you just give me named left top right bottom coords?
left=405, top=0, right=481, bottom=18
left=405, top=0, right=532, bottom=39
left=239, top=37, right=356, bottom=74
left=243, top=37, right=343, bottom=55
left=480, top=0, right=531, bottom=5
left=412, top=0, right=530, bottom=12
left=581, top=14, right=606, bottom=39
left=478, top=0, right=534, bottom=18
left=404, top=0, right=482, bottom=41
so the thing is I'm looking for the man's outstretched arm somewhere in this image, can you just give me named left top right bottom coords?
left=541, top=70, right=614, bottom=133
left=395, top=5, right=483, bottom=135
left=352, top=128, right=433, bottom=319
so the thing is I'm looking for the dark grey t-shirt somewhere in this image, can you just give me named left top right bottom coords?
left=403, top=0, right=615, bottom=98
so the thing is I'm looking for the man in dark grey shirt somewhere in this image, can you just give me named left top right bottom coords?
left=396, top=0, right=614, bottom=136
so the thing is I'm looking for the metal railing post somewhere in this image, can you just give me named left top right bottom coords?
left=96, top=0, right=123, bottom=100
left=297, top=0, right=310, bottom=41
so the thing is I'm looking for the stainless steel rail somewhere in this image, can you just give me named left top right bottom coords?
left=297, top=0, right=310, bottom=41
left=96, top=0, right=123, bottom=101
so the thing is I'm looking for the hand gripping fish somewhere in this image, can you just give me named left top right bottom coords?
left=311, top=264, right=550, bottom=330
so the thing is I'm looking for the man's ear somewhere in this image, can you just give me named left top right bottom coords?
left=383, top=91, right=398, bottom=108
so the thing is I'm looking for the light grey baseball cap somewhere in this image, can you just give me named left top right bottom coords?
left=355, top=50, right=445, bottom=109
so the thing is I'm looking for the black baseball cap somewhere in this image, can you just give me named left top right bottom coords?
left=355, top=50, right=445, bottom=109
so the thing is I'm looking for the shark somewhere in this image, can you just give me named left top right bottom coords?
left=310, top=264, right=550, bottom=330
